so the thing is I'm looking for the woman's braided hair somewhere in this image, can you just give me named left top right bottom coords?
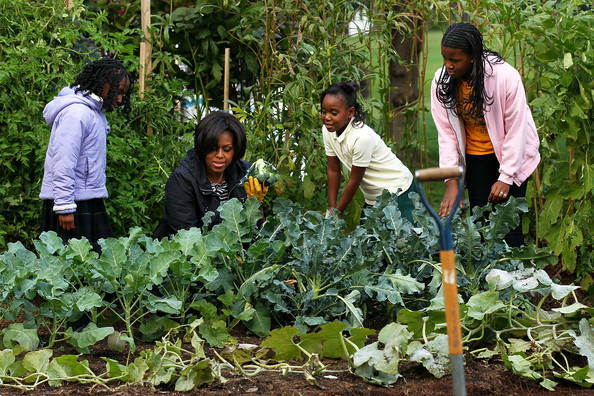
left=436, top=23, right=502, bottom=119
left=71, top=58, right=133, bottom=117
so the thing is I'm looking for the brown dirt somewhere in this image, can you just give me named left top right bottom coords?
left=0, top=334, right=592, bottom=396
left=2, top=283, right=593, bottom=396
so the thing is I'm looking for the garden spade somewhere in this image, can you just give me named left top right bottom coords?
left=415, top=166, right=466, bottom=396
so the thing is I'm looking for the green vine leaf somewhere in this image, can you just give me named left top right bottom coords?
left=260, top=326, right=302, bottom=361
left=175, top=360, right=216, bottom=391
left=352, top=322, right=412, bottom=384
left=466, top=291, right=506, bottom=321
left=22, top=349, right=52, bottom=376
left=65, top=323, right=115, bottom=352
left=245, top=302, right=271, bottom=337
left=554, top=366, right=594, bottom=387
left=409, top=335, right=450, bottom=378
left=0, top=349, right=16, bottom=376
left=1, top=323, right=39, bottom=351
left=46, top=355, right=91, bottom=387
left=568, top=319, right=594, bottom=372
left=311, top=321, right=348, bottom=359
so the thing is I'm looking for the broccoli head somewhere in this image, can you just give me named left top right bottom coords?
left=245, top=159, right=280, bottom=186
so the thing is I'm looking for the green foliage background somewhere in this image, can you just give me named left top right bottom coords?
left=0, top=0, right=592, bottom=284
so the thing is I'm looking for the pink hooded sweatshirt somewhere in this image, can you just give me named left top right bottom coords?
left=431, top=57, right=541, bottom=186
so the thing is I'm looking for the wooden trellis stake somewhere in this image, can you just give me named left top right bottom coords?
left=139, top=0, right=153, bottom=135
left=223, top=48, right=230, bottom=111
left=139, top=0, right=152, bottom=99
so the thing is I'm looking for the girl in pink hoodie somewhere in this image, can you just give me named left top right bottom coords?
left=431, top=23, right=540, bottom=246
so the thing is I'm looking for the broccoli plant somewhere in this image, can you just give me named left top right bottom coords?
left=245, top=159, right=280, bottom=186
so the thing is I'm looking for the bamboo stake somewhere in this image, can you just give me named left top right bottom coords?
left=139, top=0, right=153, bottom=135
left=223, top=48, right=230, bottom=111
left=139, top=0, right=153, bottom=100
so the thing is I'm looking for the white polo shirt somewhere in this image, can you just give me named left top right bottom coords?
left=323, top=120, right=413, bottom=205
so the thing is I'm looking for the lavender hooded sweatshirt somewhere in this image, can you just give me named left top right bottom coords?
left=39, top=86, right=110, bottom=214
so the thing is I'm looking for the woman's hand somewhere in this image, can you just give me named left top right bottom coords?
left=488, top=180, right=511, bottom=204
left=244, top=176, right=269, bottom=202
left=439, top=179, right=462, bottom=217
left=59, top=213, right=75, bottom=230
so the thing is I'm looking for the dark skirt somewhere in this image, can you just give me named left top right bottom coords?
left=465, top=153, right=528, bottom=247
left=40, top=198, right=113, bottom=252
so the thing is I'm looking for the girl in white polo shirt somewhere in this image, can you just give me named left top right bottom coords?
left=321, top=81, right=415, bottom=222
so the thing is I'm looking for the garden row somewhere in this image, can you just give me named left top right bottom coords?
left=1, top=194, right=592, bottom=390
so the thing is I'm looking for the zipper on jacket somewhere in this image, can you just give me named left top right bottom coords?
left=447, top=108, right=466, bottom=177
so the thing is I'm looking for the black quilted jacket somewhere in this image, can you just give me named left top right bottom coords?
left=153, top=148, right=249, bottom=239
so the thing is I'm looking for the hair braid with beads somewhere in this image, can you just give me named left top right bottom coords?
left=71, top=58, right=133, bottom=117
left=436, top=23, right=502, bottom=119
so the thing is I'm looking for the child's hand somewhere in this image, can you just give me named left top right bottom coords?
left=439, top=180, right=462, bottom=217
left=488, top=181, right=511, bottom=204
left=59, top=213, right=75, bottom=230
left=244, top=176, right=269, bottom=202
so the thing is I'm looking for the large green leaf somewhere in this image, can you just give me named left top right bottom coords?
left=569, top=319, right=594, bottom=371
left=66, top=323, right=114, bottom=350
left=260, top=326, right=302, bottom=361
left=2, top=323, right=39, bottom=351
left=465, top=291, right=505, bottom=321
left=22, top=349, right=52, bottom=373
left=408, top=335, right=450, bottom=378
left=0, top=349, right=16, bottom=376
left=46, top=355, right=91, bottom=386
left=245, top=302, right=271, bottom=337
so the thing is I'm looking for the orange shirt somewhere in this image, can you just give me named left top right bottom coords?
left=457, top=81, right=494, bottom=155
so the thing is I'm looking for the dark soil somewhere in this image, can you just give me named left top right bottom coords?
left=2, top=272, right=592, bottom=396
left=0, top=332, right=592, bottom=396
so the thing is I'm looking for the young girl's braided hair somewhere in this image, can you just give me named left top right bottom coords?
left=320, top=81, right=366, bottom=126
left=72, top=58, right=133, bottom=117
left=436, top=23, right=502, bottom=119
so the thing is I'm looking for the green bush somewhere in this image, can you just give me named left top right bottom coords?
left=0, top=0, right=191, bottom=249
left=0, top=1, right=80, bottom=248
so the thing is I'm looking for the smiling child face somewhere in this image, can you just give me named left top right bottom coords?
left=321, top=93, right=355, bottom=134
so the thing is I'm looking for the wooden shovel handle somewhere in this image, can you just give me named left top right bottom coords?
left=440, top=249, right=463, bottom=355
left=415, top=166, right=463, bottom=182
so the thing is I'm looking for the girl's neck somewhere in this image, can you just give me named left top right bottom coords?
left=335, top=118, right=352, bottom=137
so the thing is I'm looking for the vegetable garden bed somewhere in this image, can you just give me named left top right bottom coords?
left=1, top=195, right=592, bottom=394
left=0, top=322, right=592, bottom=396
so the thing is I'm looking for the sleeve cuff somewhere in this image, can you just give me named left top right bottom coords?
left=498, top=174, right=514, bottom=185
left=53, top=203, right=77, bottom=213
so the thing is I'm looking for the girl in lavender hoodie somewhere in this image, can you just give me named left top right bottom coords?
left=431, top=23, right=540, bottom=247
left=39, top=58, right=132, bottom=251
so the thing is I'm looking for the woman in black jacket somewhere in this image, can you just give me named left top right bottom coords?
left=154, top=111, right=265, bottom=239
